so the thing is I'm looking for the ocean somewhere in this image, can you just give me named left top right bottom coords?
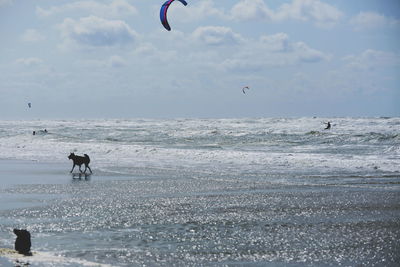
left=0, top=117, right=399, bottom=266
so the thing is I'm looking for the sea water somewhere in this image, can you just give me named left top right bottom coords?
left=1, top=117, right=399, bottom=177
left=0, top=117, right=399, bottom=266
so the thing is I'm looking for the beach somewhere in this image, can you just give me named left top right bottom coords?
left=0, top=158, right=399, bottom=266
left=2, top=0, right=399, bottom=265
left=0, top=118, right=399, bottom=266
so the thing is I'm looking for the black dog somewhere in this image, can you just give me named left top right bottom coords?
left=13, top=229, right=31, bottom=255
left=68, top=153, right=92, bottom=173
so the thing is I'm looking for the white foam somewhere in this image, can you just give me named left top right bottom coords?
left=0, top=248, right=113, bottom=267
left=0, top=118, right=399, bottom=176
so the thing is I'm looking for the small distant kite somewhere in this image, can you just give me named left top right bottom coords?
left=160, top=0, right=188, bottom=31
left=242, top=86, right=250, bottom=94
left=28, top=103, right=31, bottom=108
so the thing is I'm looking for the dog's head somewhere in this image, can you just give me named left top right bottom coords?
left=13, top=229, right=30, bottom=239
left=13, top=229, right=31, bottom=255
left=68, top=153, right=75, bottom=160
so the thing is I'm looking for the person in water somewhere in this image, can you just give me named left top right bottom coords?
left=324, top=122, right=331, bottom=130
left=32, top=129, right=47, bottom=135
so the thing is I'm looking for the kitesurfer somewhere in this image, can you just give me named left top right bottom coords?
left=324, top=122, right=331, bottom=130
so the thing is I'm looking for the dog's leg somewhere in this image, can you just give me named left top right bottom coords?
left=70, top=164, right=75, bottom=173
left=86, top=164, right=92, bottom=174
left=79, top=165, right=83, bottom=173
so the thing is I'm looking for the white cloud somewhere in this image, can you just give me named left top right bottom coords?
left=230, top=0, right=273, bottom=21
left=293, top=42, right=330, bottom=63
left=328, top=49, right=400, bottom=95
left=276, top=0, right=343, bottom=27
left=36, top=0, right=137, bottom=18
left=59, top=16, right=138, bottom=48
left=350, top=11, right=400, bottom=31
left=220, top=33, right=329, bottom=71
left=21, top=29, right=45, bottom=43
left=15, top=57, right=44, bottom=67
left=174, top=0, right=226, bottom=21
left=167, top=0, right=342, bottom=28
left=80, top=55, right=128, bottom=68
left=134, top=43, right=157, bottom=57
left=230, top=0, right=343, bottom=27
left=133, top=42, right=178, bottom=63
left=192, top=26, right=243, bottom=46
left=343, top=49, right=400, bottom=71
left=259, top=33, right=290, bottom=52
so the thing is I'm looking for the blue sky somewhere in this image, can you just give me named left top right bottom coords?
left=0, top=0, right=399, bottom=119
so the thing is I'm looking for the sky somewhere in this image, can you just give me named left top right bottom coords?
left=0, top=0, right=399, bottom=119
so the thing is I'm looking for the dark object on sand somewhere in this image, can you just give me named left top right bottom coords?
left=13, top=229, right=31, bottom=255
left=32, top=131, right=36, bottom=135
left=68, top=153, right=92, bottom=173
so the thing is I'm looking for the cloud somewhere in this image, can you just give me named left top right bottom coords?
left=36, top=0, right=137, bottom=18
left=343, top=49, right=400, bottom=71
left=220, top=33, right=329, bottom=71
left=230, top=0, right=273, bottom=21
left=133, top=42, right=178, bottom=64
left=59, top=16, right=138, bottom=48
left=191, top=26, right=243, bottom=46
left=293, top=42, right=329, bottom=63
left=230, top=0, right=343, bottom=27
left=350, top=11, right=400, bottom=31
left=134, top=43, right=157, bottom=57
left=167, top=0, right=342, bottom=28
left=330, top=49, right=400, bottom=95
left=258, top=33, right=329, bottom=63
left=276, top=0, right=343, bottom=27
left=20, top=29, right=46, bottom=43
left=15, top=57, right=44, bottom=67
left=80, top=55, right=127, bottom=68
left=259, top=33, right=290, bottom=52
left=174, top=0, right=226, bottom=21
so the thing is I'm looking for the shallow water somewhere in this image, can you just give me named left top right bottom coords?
left=1, top=174, right=399, bottom=266
left=0, top=118, right=399, bottom=266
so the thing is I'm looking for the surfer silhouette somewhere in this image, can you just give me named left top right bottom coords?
left=324, top=122, right=331, bottom=130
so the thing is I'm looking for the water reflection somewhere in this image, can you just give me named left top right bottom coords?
left=71, top=173, right=91, bottom=181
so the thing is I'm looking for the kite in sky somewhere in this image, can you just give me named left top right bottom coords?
left=160, top=0, right=188, bottom=31
left=242, top=86, right=250, bottom=94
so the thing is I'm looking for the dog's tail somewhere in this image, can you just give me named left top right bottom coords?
left=84, top=154, right=90, bottom=163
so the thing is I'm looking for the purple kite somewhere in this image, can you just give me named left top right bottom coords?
left=160, top=0, right=188, bottom=31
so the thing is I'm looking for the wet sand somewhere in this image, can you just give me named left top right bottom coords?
left=0, top=160, right=69, bottom=210
left=0, top=159, right=399, bottom=266
left=0, top=160, right=104, bottom=266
